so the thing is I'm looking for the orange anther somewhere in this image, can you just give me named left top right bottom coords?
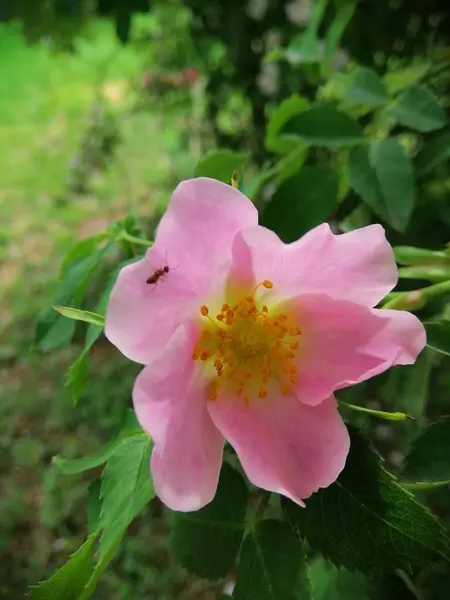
left=221, top=303, right=230, bottom=312
left=200, top=351, right=210, bottom=361
left=263, top=280, right=273, bottom=289
left=262, top=305, right=268, bottom=313
left=208, top=381, right=218, bottom=401
left=258, top=387, right=267, bottom=399
left=290, top=342, right=299, bottom=350
left=289, top=326, right=302, bottom=336
left=200, top=305, right=209, bottom=316
left=217, top=314, right=224, bottom=321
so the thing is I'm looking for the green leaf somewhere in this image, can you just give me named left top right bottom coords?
left=283, top=428, right=449, bottom=574
left=383, top=62, right=430, bottom=95
left=309, top=557, right=370, bottom=600
left=29, top=534, right=97, bottom=599
left=389, top=85, right=447, bottom=133
left=266, top=95, right=311, bottom=154
left=36, top=241, right=114, bottom=351
left=87, top=480, right=102, bottom=535
left=170, top=463, right=248, bottom=579
left=99, top=432, right=155, bottom=560
left=282, top=107, right=363, bottom=147
left=260, top=166, right=338, bottom=243
left=53, top=409, right=142, bottom=475
left=349, top=139, right=416, bottom=232
left=345, top=67, right=388, bottom=107
left=233, top=520, right=311, bottom=600
left=53, top=306, right=105, bottom=327
left=275, top=144, right=308, bottom=185
left=401, top=417, right=450, bottom=489
left=424, top=320, right=450, bottom=356
left=322, top=3, right=355, bottom=74
left=415, top=129, right=450, bottom=177
left=60, top=235, right=104, bottom=276
left=195, top=150, right=249, bottom=183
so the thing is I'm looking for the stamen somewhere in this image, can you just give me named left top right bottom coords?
left=200, top=305, right=209, bottom=316
left=258, top=387, right=267, bottom=399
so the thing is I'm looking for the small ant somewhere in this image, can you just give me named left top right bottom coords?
left=146, top=265, right=169, bottom=285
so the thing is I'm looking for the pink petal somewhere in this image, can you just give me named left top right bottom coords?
left=231, top=222, right=397, bottom=306
left=154, top=177, right=258, bottom=292
left=105, top=248, right=198, bottom=364
left=133, top=322, right=224, bottom=511
left=290, top=294, right=426, bottom=406
left=208, top=393, right=349, bottom=505
left=106, top=178, right=257, bottom=364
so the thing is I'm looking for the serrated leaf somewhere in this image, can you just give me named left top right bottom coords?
left=195, top=150, right=249, bottom=183
left=345, top=67, right=388, bottom=107
left=283, top=428, right=449, bottom=575
left=415, top=129, right=450, bottom=177
left=424, top=320, right=450, bottom=356
left=401, top=418, right=450, bottom=488
left=99, top=433, right=154, bottom=560
left=281, top=107, right=363, bottom=147
left=29, top=534, right=97, bottom=599
left=370, top=138, right=415, bottom=232
left=87, top=480, right=102, bottom=535
left=260, top=166, right=338, bottom=242
left=36, top=241, right=114, bottom=351
left=309, top=557, right=370, bottom=600
left=170, top=463, right=248, bottom=579
left=233, top=520, right=311, bottom=600
left=266, top=95, right=311, bottom=154
left=53, top=409, right=141, bottom=475
left=389, top=85, right=447, bottom=133
left=53, top=306, right=105, bottom=327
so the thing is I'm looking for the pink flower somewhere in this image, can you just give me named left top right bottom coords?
left=105, top=178, right=426, bottom=512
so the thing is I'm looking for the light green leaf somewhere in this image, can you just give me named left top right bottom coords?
left=53, top=409, right=142, bottom=475
left=389, top=85, right=447, bottom=133
left=29, top=534, right=97, bottom=599
left=275, top=144, right=308, bottom=185
left=394, top=246, right=450, bottom=266
left=60, top=235, right=105, bottom=276
left=401, top=417, right=450, bottom=489
left=345, top=67, right=388, bottom=106
left=170, top=463, right=248, bottom=579
left=233, top=520, right=311, bottom=600
left=53, top=306, right=105, bottom=327
left=369, top=138, right=415, bottom=232
left=260, top=166, right=338, bottom=242
left=283, top=428, right=449, bottom=574
left=415, top=129, right=450, bottom=177
left=322, top=3, right=355, bottom=74
left=339, top=401, right=412, bottom=421
left=99, top=433, right=155, bottom=560
left=424, top=320, right=450, bottom=356
left=266, top=95, right=311, bottom=154
left=383, top=62, right=430, bottom=95
left=195, top=150, right=249, bottom=183
left=282, top=107, right=363, bottom=147
left=309, top=557, right=370, bottom=600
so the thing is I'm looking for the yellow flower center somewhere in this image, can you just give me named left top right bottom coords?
left=193, top=281, right=302, bottom=406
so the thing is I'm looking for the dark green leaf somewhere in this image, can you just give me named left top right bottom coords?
left=283, top=428, right=449, bottom=574
left=309, top=557, right=370, bottom=600
left=424, top=320, right=450, bottom=356
left=99, top=433, right=155, bottom=560
left=88, top=480, right=102, bottom=535
left=345, top=67, right=388, bottom=107
left=389, top=85, right=447, bottom=133
left=266, top=95, right=310, bottom=154
left=371, top=139, right=416, bottom=232
left=233, top=520, right=311, bottom=600
left=29, top=534, right=97, bottom=599
left=282, top=107, right=363, bottom=147
left=383, top=62, right=430, bottom=95
left=195, top=150, right=249, bottom=183
left=401, top=418, right=450, bottom=488
left=415, top=129, right=450, bottom=177
left=275, top=144, right=308, bottom=184
left=60, top=235, right=104, bottom=276
left=53, top=409, right=142, bottom=475
left=170, top=463, right=248, bottom=579
left=261, top=166, right=338, bottom=242
left=347, top=145, right=387, bottom=223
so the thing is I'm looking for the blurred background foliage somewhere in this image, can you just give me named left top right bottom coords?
left=0, top=0, right=450, bottom=598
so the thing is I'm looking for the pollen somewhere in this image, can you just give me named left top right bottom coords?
left=194, top=280, right=302, bottom=406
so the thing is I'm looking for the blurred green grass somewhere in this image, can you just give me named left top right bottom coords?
left=0, top=18, right=212, bottom=599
